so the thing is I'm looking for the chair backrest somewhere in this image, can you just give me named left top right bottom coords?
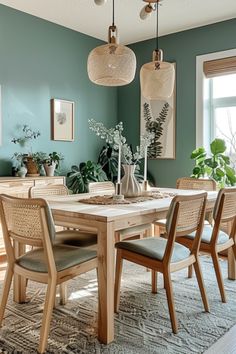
left=176, top=177, right=216, bottom=191
left=88, top=181, right=115, bottom=194
left=0, top=194, right=55, bottom=250
left=29, top=184, right=68, bottom=198
left=164, top=193, right=207, bottom=264
left=211, top=188, right=236, bottom=246
left=213, top=188, right=236, bottom=223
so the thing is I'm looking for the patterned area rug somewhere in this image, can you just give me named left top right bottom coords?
left=0, top=257, right=236, bottom=354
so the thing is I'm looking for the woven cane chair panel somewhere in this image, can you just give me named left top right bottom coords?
left=2, top=200, right=43, bottom=241
left=176, top=177, right=216, bottom=191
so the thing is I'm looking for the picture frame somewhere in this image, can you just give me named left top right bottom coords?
left=140, top=63, right=176, bottom=159
left=51, top=99, right=74, bottom=141
left=0, top=85, right=2, bottom=146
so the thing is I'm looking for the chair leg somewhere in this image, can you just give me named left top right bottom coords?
left=0, top=266, right=13, bottom=326
left=151, top=270, right=158, bottom=294
left=193, top=257, right=210, bottom=312
left=212, top=251, right=227, bottom=303
left=188, top=265, right=193, bottom=278
left=114, top=249, right=123, bottom=313
left=38, top=279, right=57, bottom=354
left=164, top=270, right=178, bottom=333
left=59, top=282, right=67, bottom=305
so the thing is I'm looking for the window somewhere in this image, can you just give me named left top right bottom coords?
left=208, top=74, right=236, bottom=169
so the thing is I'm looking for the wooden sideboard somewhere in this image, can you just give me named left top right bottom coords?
left=0, top=176, right=65, bottom=258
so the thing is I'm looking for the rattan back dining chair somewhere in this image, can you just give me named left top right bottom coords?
left=88, top=181, right=115, bottom=194
left=29, top=184, right=97, bottom=249
left=29, top=184, right=97, bottom=305
left=88, top=181, right=152, bottom=242
left=0, top=194, right=98, bottom=354
left=155, top=177, right=217, bottom=238
left=29, top=184, right=69, bottom=198
left=176, top=177, right=217, bottom=191
left=114, top=193, right=209, bottom=333
left=177, top=188, right=236, bottom=303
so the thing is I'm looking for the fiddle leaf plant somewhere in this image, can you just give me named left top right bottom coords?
left=66, top=160, right=108, bottom=194
left=191, top=138, right=236, bottom=188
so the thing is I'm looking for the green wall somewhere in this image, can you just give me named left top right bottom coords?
left=1, top=4, right=235, bottom=185
left=118, top=19, right=236, bottom=187
left=0, top=4, right=117, bottom=176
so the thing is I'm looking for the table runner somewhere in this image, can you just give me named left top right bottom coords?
left=79, top=191, right=176, bottom=205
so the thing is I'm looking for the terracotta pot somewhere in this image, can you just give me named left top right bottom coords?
left=25, top=156, right=40, bottom=177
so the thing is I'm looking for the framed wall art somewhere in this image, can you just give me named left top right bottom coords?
left=51, top=99, right=74, bottom=141
left=140, top=64, right=176, bottom=159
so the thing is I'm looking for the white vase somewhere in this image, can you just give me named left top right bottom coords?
left=44, top=162, right=56, bottom=177
left=17, top=165, right=27, bottom=178
left=121, top=164, right=142, bottom=198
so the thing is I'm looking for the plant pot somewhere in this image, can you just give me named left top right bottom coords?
left=25, top=156, right=40, bottom=177
left=121, top=164, right=142, bottom=198
left=44, top=162, right=56, bottom=177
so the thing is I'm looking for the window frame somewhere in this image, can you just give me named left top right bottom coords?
left=196, top=48, right=236, bottom=151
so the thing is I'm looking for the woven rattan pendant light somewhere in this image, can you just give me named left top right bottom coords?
left=140, top=0, right=175, bottom=100
left=88, top=0, right=136, bottom=86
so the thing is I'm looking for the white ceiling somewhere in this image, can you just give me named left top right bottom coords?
left=0, top=0, right=236, bottom=44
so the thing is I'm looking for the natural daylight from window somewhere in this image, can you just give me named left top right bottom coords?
left=210, top=73, right=236, bottom=169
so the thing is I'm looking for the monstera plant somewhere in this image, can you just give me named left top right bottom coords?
left=191, top=138, right=236, bottom=188
left=66, top=160, right=108, bottom=194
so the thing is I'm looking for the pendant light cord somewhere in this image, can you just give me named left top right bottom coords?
left=112, top=0, right=115, bottom=26
left=156, top=1, right=159, bottom=50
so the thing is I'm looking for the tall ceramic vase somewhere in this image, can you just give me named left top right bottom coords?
left=121, top=164, right=142, bottom=198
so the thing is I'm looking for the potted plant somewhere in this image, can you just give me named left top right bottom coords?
left=43, top=152, right=64, bottom=176
left=67, top=160, right=108, bottom=193
left=11, top=153, right=28, bottom=178
left=11, top=125, right=41, bottom=176
left=191, top=138, right=236, bottom=188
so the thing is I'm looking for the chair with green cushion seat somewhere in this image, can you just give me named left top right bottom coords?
left=29, top=184, right=98, bottom=304
left=177, top=188, right=236, bottom=303
left=115, top=192, right=209, bottom=334
left=29, top=185, right=97, bottom=248
left=154, top=177, right=217, bottom=234
left=0, top=194, right=98, bottom=354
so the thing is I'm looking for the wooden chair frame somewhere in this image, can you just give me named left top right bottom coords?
left=178, top=188, right=236, bottom=302
left=115, top=193, right=209, bottom=333
left=0, top=195, right=98, bottom=353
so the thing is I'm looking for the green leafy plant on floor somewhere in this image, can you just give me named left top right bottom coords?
left=66, top=160, right=108, bottom=194
left=191, top=138, right=236, bottom=188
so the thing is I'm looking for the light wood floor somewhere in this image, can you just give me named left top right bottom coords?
left=0, top=264, right=235, bottom=353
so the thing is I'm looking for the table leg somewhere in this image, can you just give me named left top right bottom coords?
left=13, top=241, right=27, bottom=303
left=97, top=222, right=115, bottom=344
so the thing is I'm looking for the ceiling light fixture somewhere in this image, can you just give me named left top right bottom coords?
left=140, top=0, right=175, bottom=100
left=94, top=0, right=107, bottom=5
left=139, top=0, right=156, bottom=20
left=88, top=0, right=136, bottom=86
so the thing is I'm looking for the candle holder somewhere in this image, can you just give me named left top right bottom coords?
left=142, top=180, right=152, bottom=196
left=113, top=182, right=124, bottom=200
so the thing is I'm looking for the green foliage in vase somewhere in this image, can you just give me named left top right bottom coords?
left=143, top=102, right=169, bottom=158
left=66, top=161, right=108, bottom=194
left=191, top=138, right=236, bottom=188
left=98, top=144, right=118, bottom=182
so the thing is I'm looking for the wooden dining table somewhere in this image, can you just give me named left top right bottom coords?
left=13, top=188, right=235, bottom=345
